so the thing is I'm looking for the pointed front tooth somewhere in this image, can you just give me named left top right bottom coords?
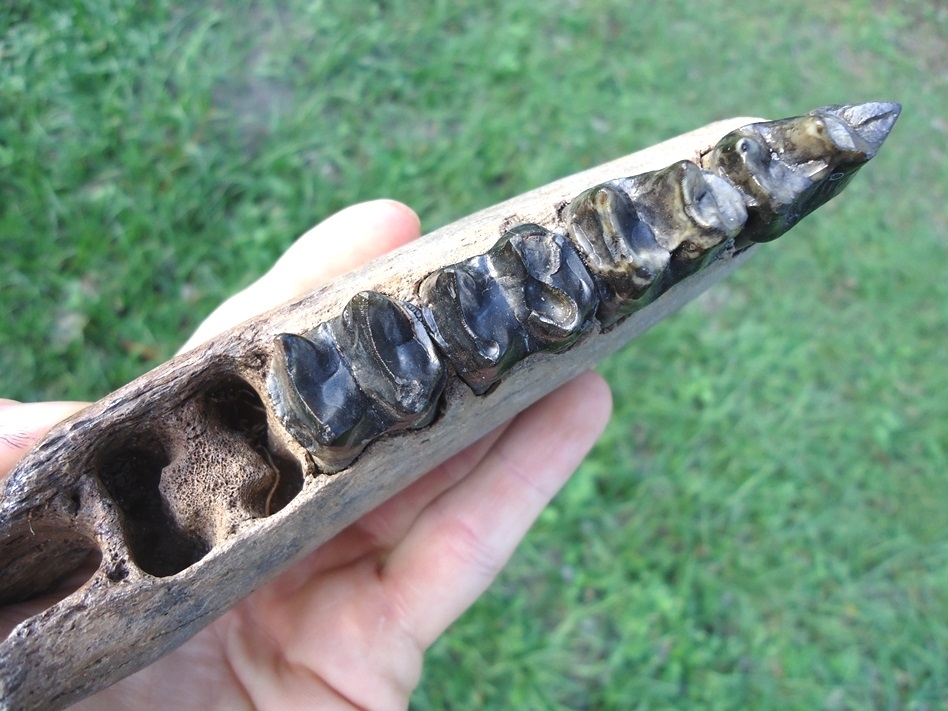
left=815, top=102, right=902, bottom=157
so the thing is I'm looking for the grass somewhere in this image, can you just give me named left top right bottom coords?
left=2, top=1, right=947, bottom=708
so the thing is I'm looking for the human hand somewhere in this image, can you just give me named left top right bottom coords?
left=1, top=200, right=612, bottom=710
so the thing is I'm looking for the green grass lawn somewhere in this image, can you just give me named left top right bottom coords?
left=3, top=1, right=946, bottom=708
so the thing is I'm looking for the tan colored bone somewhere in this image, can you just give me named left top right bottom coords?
left=0, top=117, right=764, bottom=710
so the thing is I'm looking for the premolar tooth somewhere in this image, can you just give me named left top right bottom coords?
left=707, top=101, right=901, bottom=243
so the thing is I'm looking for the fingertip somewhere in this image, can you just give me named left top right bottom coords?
left=318, top=198, right=421, bottom=242
left=573, top=369, right=614, bottom=428
left=371, top=199, right=422, bottom=239
left=258, top=199, right=421, bottom=303
left=0, top=400, right=88, bottom=427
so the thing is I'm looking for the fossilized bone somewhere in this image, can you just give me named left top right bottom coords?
left=0, top=102, right=899, bottom=709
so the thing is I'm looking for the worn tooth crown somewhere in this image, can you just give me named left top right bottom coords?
left=621, top=160, right=748, bottom=257
left=707, top=102, right=901, bottom=243
left=417, top=223, right=599, bottom=394
left=269, top=291, right=448, bottom=472
left=331, top=291, right=445, bottom=421
left=565, top=183, right=669, bottom=325
left=270, top=326, right=372, bottom=469
left=500, top=224, right=598, bottom=343
left=418, top=259, right=511, bottom=393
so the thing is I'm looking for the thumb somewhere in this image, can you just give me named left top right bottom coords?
left=0, top=401, right=88, bottom=476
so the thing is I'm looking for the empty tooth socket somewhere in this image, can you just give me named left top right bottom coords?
left=96, top=374, right=303, bottom=578
left=97, top=432, right=204, bottom=578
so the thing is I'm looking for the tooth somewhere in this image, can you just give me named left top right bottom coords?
left=420, top=224, right=598, bottom=393
left=565, top=183, right=669, bottom=326
left=707, top=101, right=901, bottom=242
left=269, top=292, right=447, bottom=472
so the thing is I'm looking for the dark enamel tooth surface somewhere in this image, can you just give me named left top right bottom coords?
left=420, top=224, right=599, bottom=394
left=331, top=291, right=446, bottom=428
left=269, top=291, right=447, bottom=472
left=707, top=102, right=902, bottom=243
left=614, top=160, right=748, bottom=279
left=565, top=183, right=670, bottom=326
left=268, top=324, right=372, bottom=472
left=418, top=255, right=512, bottom=395
left=495, top=224, right=598, bottom=349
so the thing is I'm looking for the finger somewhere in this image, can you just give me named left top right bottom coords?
left=179, top=199, right=421, bottom=352
left=383, top=371, right=612, bottom=648
left=0, top=401, right=89, bottom=476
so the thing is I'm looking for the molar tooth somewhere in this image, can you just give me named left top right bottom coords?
left=500, top=224, right=598, bottom=346
left=420, top=225, right=599, bottom=394
left=419, top=260, right=510, bottom=394
left=269, top=326, right=372, bottom=472
left=331, top=292, right=446, bottom=428
left=269, top=292, right=447, bottom=472
left=565, top=184, right=669, bottom=326
left=619, top=160, right=747, bottom=251
left=572, top=160, right=749, bottom=308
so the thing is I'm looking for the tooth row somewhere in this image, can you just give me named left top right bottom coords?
left=267, top=105, right=888, bottom=473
